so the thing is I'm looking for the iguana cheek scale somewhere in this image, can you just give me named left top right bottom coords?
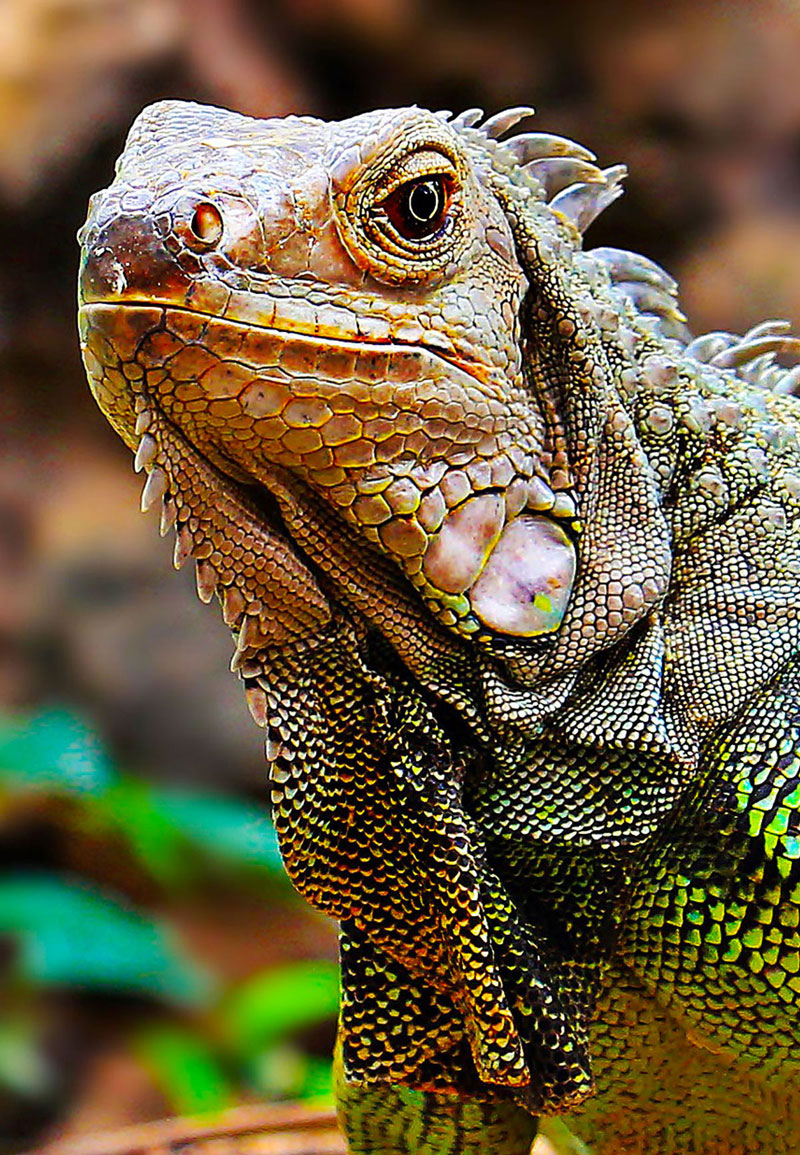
left=468, top=514, right=576, bottom=635
left=78, top=101, right=800, bottom=1154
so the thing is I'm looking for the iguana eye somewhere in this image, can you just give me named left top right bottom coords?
left=384, top=176, right=450, bottom=240
left=333, top=140, right=461, bottom=283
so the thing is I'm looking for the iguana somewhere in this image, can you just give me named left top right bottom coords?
left=77, top=100, right=800, bottom=1155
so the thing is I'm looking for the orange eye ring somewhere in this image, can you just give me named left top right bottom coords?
left=188, top=201, right=223, bottom=247
left=383, top=176, right=450, bottom=241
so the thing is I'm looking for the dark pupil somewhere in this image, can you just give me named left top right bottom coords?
left=406, top=180, right=442, bottom=225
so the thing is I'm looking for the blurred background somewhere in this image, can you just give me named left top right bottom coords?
left=1, top=0, right=800, bottom=1150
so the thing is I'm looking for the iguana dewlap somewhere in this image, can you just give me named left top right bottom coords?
left=78, top=101, right=800, bottom=1155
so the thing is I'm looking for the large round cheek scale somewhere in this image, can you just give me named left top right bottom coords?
left=469, top=515, right=576, bottom=636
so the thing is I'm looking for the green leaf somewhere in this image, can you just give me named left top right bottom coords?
left=0, top=874, right=212, bottom=1006
left=301, top=1056, right=335, bottom=1104
left=150, top=787, right=283, bottom=874
left=137, top=1025, right=232, bottom=1115
left=242, top=1045, right=333, bottom=1102
left=246, top=1041, right=308, bottom=1099
left=98, top=779, right=190, bottom=889
left=224, top=960, right=339, bottom=1055
left=0, top=709, right=114, bottom=796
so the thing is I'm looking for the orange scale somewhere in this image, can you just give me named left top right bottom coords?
left=321, top=412, right=364, bottom=446
left=282, top=427, right=324, bottom=455
left=203, top=321, right=246, bottom=361
left=199, top=359, right=254, bottom=399
left=317, top=347, right=358, bottom=381
left=353, top=350, right=393, bottom=385
left=284, top=396, right=333, bottom=428
left=209, top=398, right=242, bottom=419
left=375, top=434, right=409, bottom=462
left=363, top=417, right=400, bottom=443
left=252, top=416, right=288, bottom=441
left=240, top=379, right=292, bottom=417
left=278, top=341, right=323, bottom=376
left=385, top=349, right=426, bottom=384
left=165, top=344, right=217, bottom=382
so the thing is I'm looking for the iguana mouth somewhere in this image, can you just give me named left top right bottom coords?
left=79, top=297, right=493, bottom=384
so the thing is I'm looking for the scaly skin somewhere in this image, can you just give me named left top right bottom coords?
left=78, top=101, right=800, bottom=1154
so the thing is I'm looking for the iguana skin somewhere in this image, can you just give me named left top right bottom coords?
left=77, top=101, right=800, bottom=1155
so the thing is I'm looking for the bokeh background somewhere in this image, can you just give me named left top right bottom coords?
left=2, top=0, right=800, bottom=1150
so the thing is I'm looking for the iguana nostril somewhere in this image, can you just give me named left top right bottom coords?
left=188, top=202, right=223, bottom=248
left=78, top=207, right=191, bottom=304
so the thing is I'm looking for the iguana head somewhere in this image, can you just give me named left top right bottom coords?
left=79, top=100, right=673, bottom=668
left=78, top=101, right=680, bottom=1113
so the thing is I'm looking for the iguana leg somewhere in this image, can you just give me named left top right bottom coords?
left=335, top=1042, right=539, bottom=1155
left=336, top=656, right=800, bottom=1155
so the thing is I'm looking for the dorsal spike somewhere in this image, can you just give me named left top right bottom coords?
left=755, top=366, right=786, bottom=390
left=684, top=331, right=737, bottom=363
left=740, top=354, right=776, bottom=384
left=615, top=281, right=688, bottom=324
left=710, top=335, right=800, bottom=370
left=525, top=157, right=604, bottom=199
left=654, top=316, right=694, bottom=346
left=742, top=319, right=792, bottom=342
left=549, top=165, right=626, bottom=233
left=774, top=363, right=800, bottom=395
left=599, top=163, right=627, bottom=186
left=590, top=247, right=678, bottom=295
left=481, top=106, right=536, bottom=139
left=505, top=132, right=596, bottom=165
left=450, top=108, right=484, bottom=129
